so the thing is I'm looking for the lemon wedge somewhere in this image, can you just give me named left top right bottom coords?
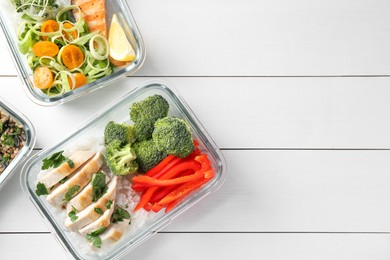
left=109, top=14, right=136, bottom=62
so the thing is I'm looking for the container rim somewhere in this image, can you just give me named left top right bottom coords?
left=20, top=80, right=227, bottom=260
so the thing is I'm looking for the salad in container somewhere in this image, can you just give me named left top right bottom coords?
left=0, top=97, right=35, bottom=192
left=0, top=0, right=145, bottom=106
left=21, top=81, right=226, bottom=259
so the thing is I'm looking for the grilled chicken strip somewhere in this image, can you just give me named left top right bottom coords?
left=99, top=221, right=128, bottom=247
left=65, top=176, right=117, bottom=231
left=38, top=151, right=95, bottom=189
left=66, top=174, right=110, bottom=214
left=46, top=152, right=104, bottom=206
left=78, top=199, right=115, bottom=235
left=71, top=0, right=107, bottom=37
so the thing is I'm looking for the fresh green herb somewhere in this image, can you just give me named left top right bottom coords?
left=106, top=200, right=113, bottom=209
left=86, top=227, right=107, bottom=248
left=91, top=172, right=107, bottom=202
left=59, top=176, right=68, bottom=184
left=1, top=155, right=10, bottom=165
left=125, top=203, right=129, bottom=209
left=2, top=134, right=15, bottom=147
left=68, top=206, right=78, bottom=222
left=41, top=151, right=75, bottom=170
left=35, top=182, right=49, bottom=196
left=94, top=207, right=103, bottom=215
left=63, top=185, right=80, bottom=202
left=0, top=122, right=3, bottom=134
left=111, top=206, right=130, bottom=223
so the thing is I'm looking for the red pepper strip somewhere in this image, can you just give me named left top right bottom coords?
left=146, top=155, right=176, bottom=177
left=132, top=170, right=205, bottom=187
left=131, top=184, right=145, bottom=192
left=193, top=139, right=199, bottom=147
left=133, top=160, right=201, bottom=210
left=153, top=157, right=183, bottom=179
left=150, top=169, right=195, bottom=203
left=157, top=170, right=215, bottom=206
left=194, top=154, right=212, bottom=171
left=135, top=187, right=157, bottom=211
left=143, top=203, right=153, bottom=211
left=165, top=198, right=182, bottom=213
left=151, top=203, right=163, bottom=213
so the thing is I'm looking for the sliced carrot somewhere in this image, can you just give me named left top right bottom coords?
left=32, top=41, right=59, bottom=57
left=61, top=45, right=84, bottom=69
left=33, top=66, right=53, bottom=89
left=62, top=22, right=78, bottom=41
left=68, top=73, right=87, bottom=89
left=41, top=20, right=59, bottom=40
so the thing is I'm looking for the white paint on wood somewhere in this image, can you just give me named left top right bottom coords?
left=0, top=77, right=390, bottom=148
left=1, top=233, right=390, bottom=260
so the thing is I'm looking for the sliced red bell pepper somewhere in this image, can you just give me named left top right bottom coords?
left=157, top=170, right=215, bottom=205
left=132, top=170, right=205, bottom=187
left=146, top=155, right=175, bottom=177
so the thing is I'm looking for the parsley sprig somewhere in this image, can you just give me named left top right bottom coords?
left=41, top=151, right=74, bottom=170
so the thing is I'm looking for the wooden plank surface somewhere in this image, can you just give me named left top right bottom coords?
left=1, top=0, right=390, bottom=76
left=1, top=233, right=390, bottom=260
left=2, top=150, right=390, bottom=233
left=1, top=77, right=390, bottom=149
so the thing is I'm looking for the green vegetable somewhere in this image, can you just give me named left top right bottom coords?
left=91, top=172, right=107, bottom=202
left=68, top=206, right=78, bottom=222
left=35, top=182, right=49, bottom=196
left=105, top=140, right=138, bottom=175
left=94, top=207, right=103, bottom=215
left=2, top=134, right=15, bottom=147
left=12, top=0, right=59, bottom=19
left=106, top=200, right=113, bottom=209
left=63, top=185, right=80, bottom=203
left=104, top=121, right=136, bottom=146
left=41, top=151, right=75, bottom=170
left=130, top=95, right=169, bottom=141
left=132, top=139, right=167, bottom=173
left=1, top=155, right=10, bottom=165
left=153, top=117, right=194, bottom=158
left=111, top=206, right=130, bottom=223
left=86, top=227, right=107, bottom=248
left=0, top=122, right=3, bottom=134
left=59, top=177, right=68, bottom=184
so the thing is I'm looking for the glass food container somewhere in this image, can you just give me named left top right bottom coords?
left=0, top=0, right=145, bottom=106
left=0, top=97, right=35, bottom=191
left=21, top=81, right=226, bottom=260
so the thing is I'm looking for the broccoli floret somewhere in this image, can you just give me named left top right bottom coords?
left=105, top=140, right=138, bottom=175
left=132, top=139, right=167, bottom=173
left=152, top=117, right=194, bottom=158
left=104, top=121, right=136, bottom=146
left=130, top=95, right=169, bottom=141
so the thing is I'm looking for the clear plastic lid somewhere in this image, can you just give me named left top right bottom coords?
left=21, top=80, right=226, bottom=260
left=0, top=0, right=145, bottom=106
left=0, top=97, right=35, bottom=191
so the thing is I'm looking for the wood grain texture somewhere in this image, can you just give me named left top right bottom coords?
left=2, top=150, right=390, bottom=233
left=1, top=0, right=390, bottom=76
left=1, top=77, right=390, bottom=149
left=1, top=233, right=390, bottom=260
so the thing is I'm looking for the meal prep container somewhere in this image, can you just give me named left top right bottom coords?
left=0, top=0, right=145, bottom=106
left=0, top=97, right=35, bottom=191
left=21, top=81, right=226, bottom=260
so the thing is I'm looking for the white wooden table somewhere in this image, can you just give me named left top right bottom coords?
left=1, top=0, right=390, bottom=259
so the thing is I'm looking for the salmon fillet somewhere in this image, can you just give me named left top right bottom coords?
left=71, top=0, right=107, bottom=37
